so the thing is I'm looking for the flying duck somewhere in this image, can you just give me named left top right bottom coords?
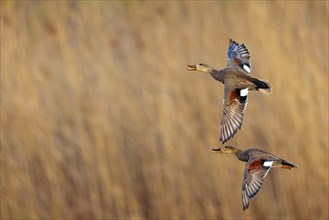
left=187, top=39, right=272, bottom=143
left=212, top=146, right=298, bottom=211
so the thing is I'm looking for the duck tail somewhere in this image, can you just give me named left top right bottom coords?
left=251, top=78, right=273, bottom=94
left=280, top=160, right=299, bottom=170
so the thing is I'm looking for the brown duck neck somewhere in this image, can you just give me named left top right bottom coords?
left=235, top=150, right=249, bottom=162
left=210, top=69, right=224, bottom=83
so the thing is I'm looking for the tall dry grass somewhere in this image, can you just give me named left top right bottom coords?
left=1, top=1, right=328, bottom=219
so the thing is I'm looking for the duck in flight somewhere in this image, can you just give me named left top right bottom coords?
left=212, top=146, right=298, bottom=211
left=187, top=39, right=272, bottom=143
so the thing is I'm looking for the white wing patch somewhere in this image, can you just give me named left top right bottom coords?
left=263, top=161, right=274, bottom=167
left=240, top=88, right=248, bottom=97
left=243, top=64, right=251, bottom=73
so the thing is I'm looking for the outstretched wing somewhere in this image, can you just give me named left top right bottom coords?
left=219, top=85, right=248, bottom=143
left=227, top=39, right=251, bottom=74
left=242, top=159, right=273, bottom=211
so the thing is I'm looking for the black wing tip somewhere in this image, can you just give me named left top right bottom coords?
left=237, top=44, right=250, bottom=58
left=229, top=38, right=238, bottom=44
left=229, top=38, right=246, bottom=48
left=228, top=39, right=239, bottom=49
left=240, top=43, right=247, bottom=49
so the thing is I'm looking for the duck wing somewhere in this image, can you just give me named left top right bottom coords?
left=227, top=39, right=251, bottom=74
left=241, top=159, right=272, bottom=211
left=219, top=85, right=248, bottom=143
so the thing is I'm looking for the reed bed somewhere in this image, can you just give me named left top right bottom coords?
left=1, top=1, right=328, bottom=219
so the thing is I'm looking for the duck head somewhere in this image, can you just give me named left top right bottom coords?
left=212, top=146, right=241, bottom=154
left=187, top=63, right=213, bottom=74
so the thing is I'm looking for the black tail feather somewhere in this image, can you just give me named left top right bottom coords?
left=281, top=161, right=299, bottom=169
left=252, top=78, right=272, bottom=94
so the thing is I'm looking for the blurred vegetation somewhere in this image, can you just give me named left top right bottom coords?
left=1, top=1, right=328, bottom=219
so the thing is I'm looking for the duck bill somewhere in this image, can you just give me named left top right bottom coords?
left=212, top=147, right=222, bottom=152
left=187, top=64, right=197, bottom=71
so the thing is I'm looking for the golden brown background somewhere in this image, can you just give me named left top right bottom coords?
left=1, top=1, right=328, bottom=219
